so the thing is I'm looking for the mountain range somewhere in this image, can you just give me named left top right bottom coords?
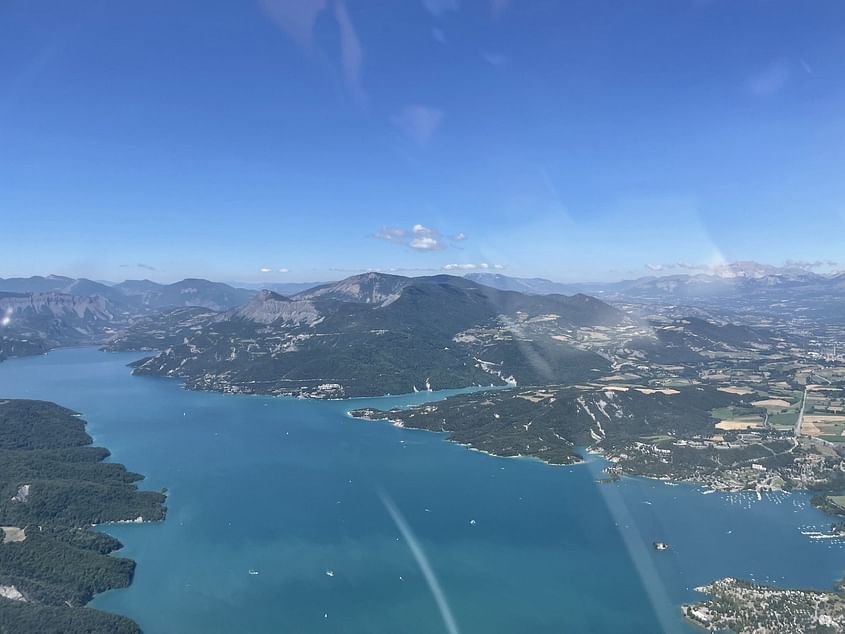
left=0, top=277, right=256, bottom=361
left=467, top=264, right=845, bottom=324
left=113, top=278, right=254, bottom=310
left=0, top=276, right=255, bottom=311
left=2, top=262, right=835, bottom=372
left=469, top=262, right=845, bottom=300
left=114, top=272, right=630, bottom=397
left=106, top=271, right=798, bottom=399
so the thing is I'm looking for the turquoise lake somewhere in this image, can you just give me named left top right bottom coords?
left=2, top=347, right=845, bottom=633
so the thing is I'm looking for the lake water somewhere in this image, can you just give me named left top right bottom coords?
left=2, top=347, right=844, bottom=633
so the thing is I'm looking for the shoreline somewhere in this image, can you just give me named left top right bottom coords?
left=119, top=344, right=508, bottom=401
left=19, top=351, right=838, bottom=504
left=347, top=410, right=587, bottom=466
left=0, top=395, right=166, bottom=632
left=4, top=348, right=843, bottom=633
left=348, top=407, right=841, bottom=518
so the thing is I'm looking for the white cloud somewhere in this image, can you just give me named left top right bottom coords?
left=422, top=0, right=459, bottom=17
left=443, top=262, right=503, bottom=271
left=409, top=224, right=445, bottom=250
left=330, top=266, right=443, bottom=274
left=450, top=232, right=467, bottom=241
left=409, top=236, right=442, bottom=251
left=260, top=267, right=272, bottom=273
left=392, top=105, right=444, bottom=147
left=373, top=224, right=456, bottom=251
left=748, top=62, right=790, bottom=97
left=279, top=268, right=290, bottom=273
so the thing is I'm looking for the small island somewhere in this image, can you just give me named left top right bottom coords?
left=0, top=399, right=166, bottom=633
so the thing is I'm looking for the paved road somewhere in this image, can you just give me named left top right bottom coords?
left=794, top=387, right=808, bottom=438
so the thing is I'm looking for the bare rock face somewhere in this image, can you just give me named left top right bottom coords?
left=0, top=292, right=116, bottom=322
left=230, top=290, right=322, bottom=326
left=0, top=291, right=131, bottom=360
left=0, top=585, right=26, bottom=602
left=11, top=484, right=31, bottom=504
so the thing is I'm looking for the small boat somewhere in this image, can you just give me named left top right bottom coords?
left=248, top=569, right=259, bottom=575
left=325, top=570, right=335, bottom=577
left=653, top=542, right=669, bottom=551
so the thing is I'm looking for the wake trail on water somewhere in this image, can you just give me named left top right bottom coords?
left=380, top=492, right=461, bottom=634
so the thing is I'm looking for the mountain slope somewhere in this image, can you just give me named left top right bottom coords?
left=122, top=273, right=629, bottom=397
left=293, top=272, right=411, bottom=305
left=129, top=271, right=786, bottom=398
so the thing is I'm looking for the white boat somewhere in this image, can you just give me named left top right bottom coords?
left=325, top=570, right=335, bottom=577
left=248, top=569, right=259, bottom=575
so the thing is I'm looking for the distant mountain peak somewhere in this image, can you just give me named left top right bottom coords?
left=295, top=272, right=411, bottom=305
left=113, top=278, right=255, bottom=310
left=256, top=289, right=290, bottom=301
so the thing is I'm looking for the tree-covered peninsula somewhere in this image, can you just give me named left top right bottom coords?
left=0, top=399, right=166, bottom=634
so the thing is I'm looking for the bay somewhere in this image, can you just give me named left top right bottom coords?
left=1, top=347, right=843, bottom=633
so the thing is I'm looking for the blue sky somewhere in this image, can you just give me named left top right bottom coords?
left=1, top=0, right=844, bottom=283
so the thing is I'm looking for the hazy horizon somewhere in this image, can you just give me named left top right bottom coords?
left=2, top=258, right=842, bottom=289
